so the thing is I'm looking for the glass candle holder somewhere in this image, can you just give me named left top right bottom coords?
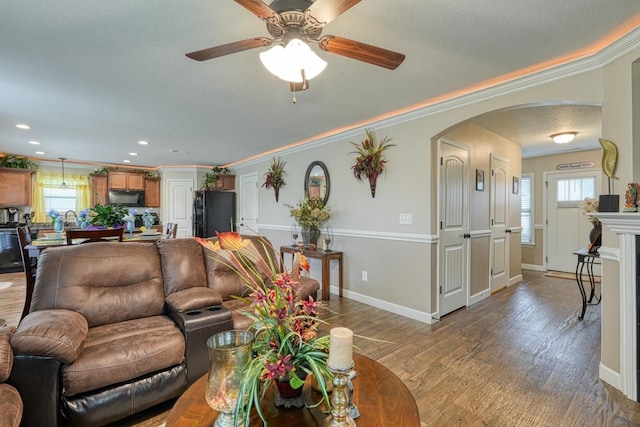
left=206, top=330, right=254, bottom=427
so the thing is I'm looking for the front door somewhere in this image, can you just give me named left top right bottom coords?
left=546, top=171, right=601, bottom=272
left=238, top=172, right=259, bottom=235
left=439, top=141, right=469, bottom=317
left=490, top=155, right=509, bottom=292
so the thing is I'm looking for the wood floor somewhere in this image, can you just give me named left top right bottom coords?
left=2, top=270, right=640, bottom=426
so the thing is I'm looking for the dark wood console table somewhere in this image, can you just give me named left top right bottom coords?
left=573, top=247, right=601, bottom=320
left=280, top=246, right=343, bottom=301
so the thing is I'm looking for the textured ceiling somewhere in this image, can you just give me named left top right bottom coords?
left=0, top=1, right=639, bottom=167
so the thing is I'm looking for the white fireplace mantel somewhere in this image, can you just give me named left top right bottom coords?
left=593, top=212, right=639, bottom=400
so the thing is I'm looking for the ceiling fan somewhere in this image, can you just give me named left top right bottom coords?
left=186, top=0, right=405, bottom=88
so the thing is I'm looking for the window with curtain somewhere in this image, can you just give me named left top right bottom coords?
left=32, top=172, right=91, bottom=223
left=521, top=174, right=534, bottom=244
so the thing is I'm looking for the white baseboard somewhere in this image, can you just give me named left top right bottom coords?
left=521, top=263, right=545, bottom=272
left=509, top=274, right=523, bottom=286
left=330, top=285, right=435, bottom=324
left=469, top=289, right=490, bottom=305
left=599, top=362, right=621, bottom=390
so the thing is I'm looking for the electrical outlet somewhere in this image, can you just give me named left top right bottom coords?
left=362, top=271, right=368, bottom=281
left=399, top=213, right=413, bottom=225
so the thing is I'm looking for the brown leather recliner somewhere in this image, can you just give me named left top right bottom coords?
left=0, top=326, right=22, bottom=427
left=8, top=236, right=319, bottom=427
left=8, top=242, right=225, bottom=427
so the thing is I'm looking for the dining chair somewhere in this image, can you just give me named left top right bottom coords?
left=16, top=226, right=36, bottom=320
left=66, top=228, right=124, bottom=244
left=165, top=222, right=178, bottom=238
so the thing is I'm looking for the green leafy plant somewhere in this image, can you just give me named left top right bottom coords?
left=201, top=166, right=230, bottom=190
left=93, top=166, right=110, bottom=175
left=0, top=154, right=39, bottom=169
left=350, top=129, right=395, bottom=198
left=262, top=157, right=286, bottom=202
left=87, top=203, right=127, bottom=228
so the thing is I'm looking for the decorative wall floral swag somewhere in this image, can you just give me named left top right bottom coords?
left=350, top=128, right=395, bottom=198
left=262, top=157, right=287, bottom=202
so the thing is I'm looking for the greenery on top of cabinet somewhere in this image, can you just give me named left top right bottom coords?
left=0, top=154, right=38, bottom=169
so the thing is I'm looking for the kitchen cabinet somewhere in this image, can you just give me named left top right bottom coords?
left=90, top=174, right=108, bottom=206
left=108, top=171, right=145, bottom=191
left=0, top=168, right=35, bottom=207
left=145, top=178, right=160, bottom=207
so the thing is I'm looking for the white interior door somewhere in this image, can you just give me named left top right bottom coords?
left=490, top=155, right=509, bottom=292
left=238, top=172, right=259, bottom=235
left=167, top=179, right=193, bottom=238
left=439, top=141, right=469, bottom=317
left=546, top=171, right=601, bottom=272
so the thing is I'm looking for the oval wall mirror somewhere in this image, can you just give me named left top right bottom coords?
left=304, top=161, right=330, bottom=205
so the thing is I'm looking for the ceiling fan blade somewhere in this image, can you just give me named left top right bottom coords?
left=235, top=0, right=279, bottom=22
left=186, top=37, right=272, bottom=61
left=318, top=36, right=405, bottom=70
left=306, top=0, right=361, bottom=25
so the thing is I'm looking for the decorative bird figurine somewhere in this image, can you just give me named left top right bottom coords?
left=599, top=138, right=618, bottom=180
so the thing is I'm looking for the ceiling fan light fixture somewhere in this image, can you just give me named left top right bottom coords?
left=551, top=132, right=577, bottom=144
left=259, top=38, right=326, bottom=82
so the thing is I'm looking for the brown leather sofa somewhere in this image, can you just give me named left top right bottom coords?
left=7, top=236, right=319, bottom=427
left=0, top=326, right=22, bottom=427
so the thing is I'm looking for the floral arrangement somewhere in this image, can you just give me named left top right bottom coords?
left=287, top=197, right=330, bottom=229
left=200, top=166, right=230, bottom=190
left=262, top=157, right=286, bottom=202
left=47, top=209, right=61, bottom=226
left=579, top=197, right=600, bottom=227
left=195, top=232, right=332, bottom=426
left=350, top=128, right=395, bottom=198
left=75, top=209, right=90, bottom=229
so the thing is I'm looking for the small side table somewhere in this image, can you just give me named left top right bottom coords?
left=573, top=247, right=602, bottom=320
left=280, top=246, right=343, bottom=300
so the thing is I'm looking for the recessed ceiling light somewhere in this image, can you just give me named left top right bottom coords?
left=138, top=140, right=149, bottom=145
left=129, top=152, right=138, bottom=156
left=28, top=141, right=40, bottom=145
left=35, top=151, right=45, bottom=155
left=123, top=159, right=131, bottom=163
left=16, top=124, right=31, bottom=130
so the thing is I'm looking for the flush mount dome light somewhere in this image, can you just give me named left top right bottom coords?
left=551, top=132, right=577, bottom=144
left=259, top=38, right=327, bottom=82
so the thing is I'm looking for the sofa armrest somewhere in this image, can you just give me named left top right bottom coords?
left=0, top=326, right=16, bottom=383
left=166, top=304, right=233, bottom=386
left=11, top=310, right=88, bottom=364
left=166, top=287, right=223, bottom=312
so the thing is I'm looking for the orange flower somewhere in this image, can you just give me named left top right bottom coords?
left=216, top=231, right=248, bottom=251
left=299, top=255, right=310, bottom=272
left=193, top=237, right=219, bottom=251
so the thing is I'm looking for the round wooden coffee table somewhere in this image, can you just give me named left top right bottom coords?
left=166, top=353, right=420, bottom=426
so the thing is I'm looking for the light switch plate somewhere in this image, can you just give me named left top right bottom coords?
left=399, top=213, right=412, bottom=225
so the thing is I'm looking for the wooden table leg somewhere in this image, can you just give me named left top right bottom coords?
left=338, top=254, right=343, bottom=297
left=322, top=256, right=330, bottom=300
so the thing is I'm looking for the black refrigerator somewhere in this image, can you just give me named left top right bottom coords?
left=193, top=191, right=236, bottom=237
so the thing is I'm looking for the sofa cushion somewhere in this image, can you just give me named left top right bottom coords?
left=203, top=250, right=249, bottom=300
left=62, top=315, right=185, bottom=397
left=31, top=243, right=165, bottom=327
left=0, top=326, right=15, bottom=382
left=165, top=287, right=223, bottom=312
left=0, top=383, right=22, bottom=427
left=11, top=310, right=88, bottom=364
left=157, top=238, right=207, bottom=295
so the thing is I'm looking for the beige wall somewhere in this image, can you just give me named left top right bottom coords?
left=232, top=40, right=640, bottom=385
left=521, top=149, right=602, bottom=267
